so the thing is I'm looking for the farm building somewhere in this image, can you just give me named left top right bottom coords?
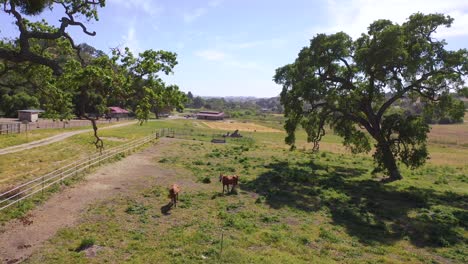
left=108, top=107, right=130, bottom=119
left=196, top=111, right=225, bottom=120
left=17, top=109, right=44, bottom=122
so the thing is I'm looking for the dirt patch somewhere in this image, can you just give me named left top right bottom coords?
left=0, top=138, right=184, bottom=263
left=202, top=121, right=281, bottom=133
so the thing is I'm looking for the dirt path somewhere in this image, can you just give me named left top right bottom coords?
left=0, top=121, right=136, bottom=156
left=0, top=138, right=177, bottom=263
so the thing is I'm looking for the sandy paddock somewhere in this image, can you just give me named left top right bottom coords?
left=202, top=121, right=282, bottom=133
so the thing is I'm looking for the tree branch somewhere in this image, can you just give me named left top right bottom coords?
left=1, top=0, right=102, bottom=75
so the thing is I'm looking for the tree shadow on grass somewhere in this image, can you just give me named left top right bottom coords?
left=243, top=161, right=467, bottom=247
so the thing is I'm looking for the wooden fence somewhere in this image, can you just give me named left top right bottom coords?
left=0, top=132, right=157, bottom=212
left=0, top=118, right=134, bottom=135
left=0, top=123, right=21, bottom=135
left=0, top=127, right=253, bottom=212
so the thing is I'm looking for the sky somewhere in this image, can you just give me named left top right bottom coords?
left=1, top=0, right=468, bottom=97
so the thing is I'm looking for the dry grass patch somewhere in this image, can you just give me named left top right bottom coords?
left=202, top=121, right=282, bottom=133
left=428, top=123, right=468, bottom=147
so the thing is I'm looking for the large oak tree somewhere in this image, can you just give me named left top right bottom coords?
left=274, top=13, right=468, bottom=181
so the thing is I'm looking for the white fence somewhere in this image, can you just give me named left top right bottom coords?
left=0, top=133, right=157, bottom=212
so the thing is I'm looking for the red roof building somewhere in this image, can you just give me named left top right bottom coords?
left=108, top=107, right=130, bottom=114
left=108, top=107, right=130, bottom=119
left=196, top=111, right=224, bottom=120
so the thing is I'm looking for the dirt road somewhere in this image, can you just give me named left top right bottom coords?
left=0, top=121, right=136, bottom=156
left=0, top=138, right=183, bottom=263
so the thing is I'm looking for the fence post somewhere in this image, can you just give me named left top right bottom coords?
left=42, top=176, right=45, bottom=197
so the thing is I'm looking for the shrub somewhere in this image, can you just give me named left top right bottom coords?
left=76, top=237, right=95, bottom=252
left=125, top=203, right=148, bottom=215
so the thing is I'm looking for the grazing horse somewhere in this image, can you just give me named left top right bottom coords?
left=168, top=184, right=180, bottom=207
left=219, top=174, right=239, bottom=193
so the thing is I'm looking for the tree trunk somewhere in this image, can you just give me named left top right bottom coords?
left=379, top=141, right=402, bottom=182
left=82, top=115, right=104, bottom=153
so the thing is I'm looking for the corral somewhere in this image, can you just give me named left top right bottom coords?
left=202, top=120, right=282, bottom=132
left=0, top=118, right=466, bottom=263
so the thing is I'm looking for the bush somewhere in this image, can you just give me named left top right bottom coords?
left=76, top=237, right=95, bottom=252
left=125, top=203, right=148, bottom=215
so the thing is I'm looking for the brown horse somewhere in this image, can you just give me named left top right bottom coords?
left=168, top=184, right=180, bottom=207
left=219, top=174, right=239, bottom=193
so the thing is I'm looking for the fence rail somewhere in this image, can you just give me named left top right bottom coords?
left=0, top=118, right=134, bottom=135
left=0, top=132, right=158, bottom=212
left=0, top=127, right=252, bottom=213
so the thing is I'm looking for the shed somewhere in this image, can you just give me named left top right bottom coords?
left=196, top=111, right=225, bottom=120
left=17, top=109, right=44, bottom=122
left=108, top=107, right=130, bottom=119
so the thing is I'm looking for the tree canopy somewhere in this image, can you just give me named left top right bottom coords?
left=0, top=0, right=187, bottom=150
left=274, top=13, right=468, bottom=182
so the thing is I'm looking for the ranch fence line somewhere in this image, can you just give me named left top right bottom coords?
left=0, top=118, right=134, bottom=135
left=0, top=127, right=252, bottom=213
left=0, top=131, right=158, bottom=212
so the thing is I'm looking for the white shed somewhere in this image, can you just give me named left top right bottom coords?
left=18, top=109, right=44, bottom=122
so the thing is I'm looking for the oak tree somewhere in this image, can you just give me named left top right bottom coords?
left=274, top=13, right=468, bottom=181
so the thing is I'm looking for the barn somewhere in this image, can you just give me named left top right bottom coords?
left=17, top=109, right=44, bottom=122
left=196, top=111, right=224, bottom=120
left=108, top=107, right=130, bottom=120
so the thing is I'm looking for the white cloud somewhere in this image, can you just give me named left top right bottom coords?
left=227, top=38, right=287, bottom=50
left=208, top=0, right=224, bottom=7
left=226, top=60, right=263, bottom=71
left=184, top=8, right=208, bottom=23
left=121, top=23, right=140, bottom=53
left=195, top=49, right=227, bottom=61
left=110, top=0, right=163, bottom=17
left=309, top=0, right=468, bottom=38
left=194, top=49, right=268, bottom=72
left=183, top=0, right=224, bottom=23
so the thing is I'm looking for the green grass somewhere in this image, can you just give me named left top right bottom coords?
left=0, top=120, right=196, bottom=188
left=0, top=126, right=96, bottom=149
left=0, top=117, right=466, bottom=263
left=25, top=131, right=468, bottom=263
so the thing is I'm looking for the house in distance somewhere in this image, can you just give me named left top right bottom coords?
left=196, top=111, right=224, bottom=120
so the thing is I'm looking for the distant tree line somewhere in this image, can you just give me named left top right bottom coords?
left=184, top=91, right=283, bottom=116
left=390, top=93, right=466, bottom=124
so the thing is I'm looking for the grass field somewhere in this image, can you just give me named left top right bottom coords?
left=24, top=130, right=467, bottom=263
left=0, top=117, right=467, bottom=263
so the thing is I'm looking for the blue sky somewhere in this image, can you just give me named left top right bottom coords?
left=1, top=0, right=468, bottom=97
